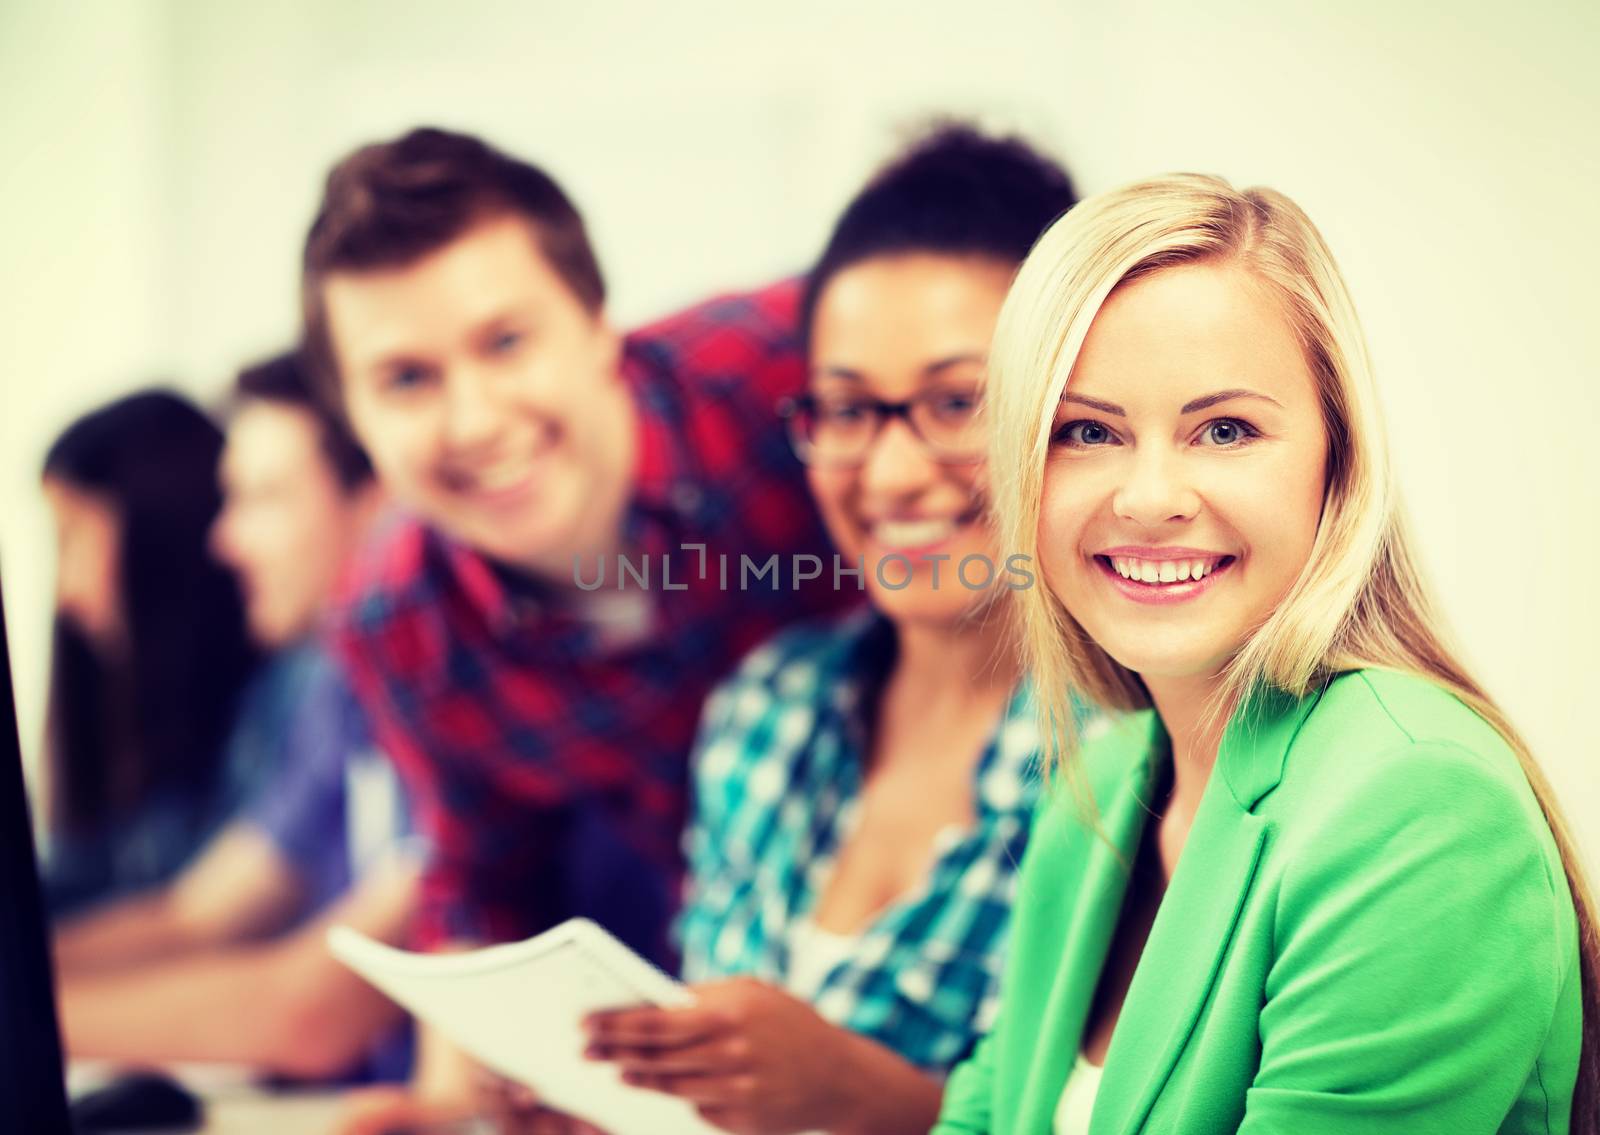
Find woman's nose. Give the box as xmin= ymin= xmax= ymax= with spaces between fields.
xmin=859 ymin=415 xmax=937 ymax=499
xmin=1112 ymin=448 xmax=1201 ymax=527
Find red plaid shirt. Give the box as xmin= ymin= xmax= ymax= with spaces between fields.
xmin=328 ymin=281 xmax=852 ymax=958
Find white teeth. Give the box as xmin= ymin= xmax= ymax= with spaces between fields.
xmin=1108 ymin=556 xmax=1222 ymax=585
xmin=873 ymin=518 xmax=958 ymax=548
xmin=473 ymin=461 xmax=535 ymax=492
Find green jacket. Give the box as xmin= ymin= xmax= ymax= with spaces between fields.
xmin=934 ymin=669 xmax=1582 ymax=1134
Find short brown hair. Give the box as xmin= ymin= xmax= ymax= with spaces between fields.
xmin=231 ymin=350 xmax=374 ymax=490
xmin=300 ymin=127 xmax=606 ymax=407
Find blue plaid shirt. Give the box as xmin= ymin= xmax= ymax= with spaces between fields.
xmin=678 ymin=609 xmax=1047 ymax=1073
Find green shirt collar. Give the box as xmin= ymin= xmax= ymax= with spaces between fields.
xmin=1127 ymin=678 xmax=1332 ymax=813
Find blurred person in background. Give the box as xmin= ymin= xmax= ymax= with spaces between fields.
xmin=40 ymin=390 xmax=263 ymax=917
xmin=300 ymin=127 xmax=853 ymax=1134
xmin=52 ymin=352 xmax=423 ymax=1083
xmin=568 ymin=124 xmax=1082 ymax=1135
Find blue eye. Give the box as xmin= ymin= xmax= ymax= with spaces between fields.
xmin=490 ymin=330 xmax=522 ymax=354
xmin=1198 ymin=418 xmax=1257 ymax=447
xmin=1052 ymin=420 xmax=1117 ymax=447
xmin=385 ymin=364 xmax=433 ymax=392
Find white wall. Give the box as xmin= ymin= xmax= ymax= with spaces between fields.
xmin=4 ymin=0 xmax=1596 ymax=868
xmin=1 ymin=0 xmax=179 ymax=810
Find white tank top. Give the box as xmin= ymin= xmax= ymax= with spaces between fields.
xmin=784 ymin=917 xmax=859 ymax=999
xmin=1053 ymin=1052 xmax=1104 ymax=1134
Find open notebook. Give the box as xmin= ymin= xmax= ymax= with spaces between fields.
xmin=328 ymin=918 xmax=722 ymax=1135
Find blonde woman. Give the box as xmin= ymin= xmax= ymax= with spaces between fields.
xmin=934 ymin=175 xmax=1595 ymax=1134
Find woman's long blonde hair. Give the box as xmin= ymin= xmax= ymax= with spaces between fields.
xmin=987 ymin=172 xmax=1597 ymax=1131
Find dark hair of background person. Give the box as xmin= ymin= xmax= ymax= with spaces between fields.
xmin=300 ymin=126 xmax=606 ymax=408
xmin=231 ymin=350 xmax=374 ymax=490
xmin=799 ymin=121 xmax=1079 ymax=353
xmin=42 ymin=390 xmax=260 ymax=836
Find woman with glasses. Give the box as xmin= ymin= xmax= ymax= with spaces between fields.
xmin=564 ymin=126 xmax=1080 ymax=1135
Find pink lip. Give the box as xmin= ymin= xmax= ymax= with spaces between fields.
xmin=456 ymin=471 xmax=538 ymax=509
xmin=1097 ymin=545 xmax=1229 ymax=559
xmin=443 ymin=451 xmax=554 ymax=509
xmin=860 ymin=507 xmax=984 ymax=559
xmin=864 ymin=531 xmax=966 ymax=560
xmin=1093 ymin=553 xmax=1235 ymax=606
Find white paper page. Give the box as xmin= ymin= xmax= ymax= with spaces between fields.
xmin=327 ymin=920 xmax=723 ymax=1135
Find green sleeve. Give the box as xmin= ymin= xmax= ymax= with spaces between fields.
xmin=931 ymin=1031 xmax=996 ymax=1134
xmin=1241 ymin=741 xmax=1575 ymax=1134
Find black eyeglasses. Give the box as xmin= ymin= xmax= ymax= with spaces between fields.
xmin=779 ymin=389 xmax=985 ymax=467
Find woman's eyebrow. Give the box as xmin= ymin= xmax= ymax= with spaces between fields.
xmin=1181 ymin=388 xmax=1284 ymax=413
xmin=1061 ymin=393 xmax=1126 ymax=416
xmin=923 ymin=352 xmax=987 ymax=377
xmin=1060 ymin=389 xmax=1286 ymax=416
xmin=812 ymin=354 xmax=985 ymax=387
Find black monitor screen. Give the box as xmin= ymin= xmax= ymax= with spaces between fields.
xmin=0 ymin=567 xmax=72 ymax=1134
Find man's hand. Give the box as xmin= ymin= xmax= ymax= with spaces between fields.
xmin=582 ymin=977 xmax=869 ymax=1135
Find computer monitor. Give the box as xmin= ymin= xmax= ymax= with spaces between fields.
xmin=0 ymin=565 xmax=73 ymax=1134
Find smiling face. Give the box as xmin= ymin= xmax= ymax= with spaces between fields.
xmin=326 ymin=213 xmax=629 ymax=577
xmin=806 ymin=253 xmax=1013 ymax=626
xmin=1039 ymin=261 xmax=1328 ymax=682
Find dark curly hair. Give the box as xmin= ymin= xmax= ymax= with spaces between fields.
xmin=799 ymin=121 xmax=1078 ymax=353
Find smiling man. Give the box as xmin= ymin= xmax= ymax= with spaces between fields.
xmin=299 ymin=128 xmax=849 ymax=1125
